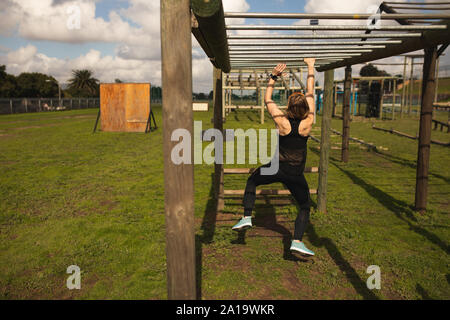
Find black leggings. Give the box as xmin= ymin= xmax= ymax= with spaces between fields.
xmin=243 ymin=162 xmax=311 ymax=241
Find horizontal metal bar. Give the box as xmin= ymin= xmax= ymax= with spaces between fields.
xmin=231 ymin=57 xmax=346 ymax=62
xmin=383 ymin=1 xmax=450 ymax=4
xmin=228 ymin=40 xmax=402 ymax=46
xmin=388 ymin=6 xmax=450 ymax=10
xmin=317 ymin=19 xmax=450 ymax=71
xmin=229 ymin=69 xmax=308 ymax=73
xmin=228 ymin=33 xmax=421 ymax=40
xmin=230 ymin=50 xmax=372 ymax=54
xmin=364 ymin=62 xmax=423 ymax=65
xmin=229 ymin=45 xmax=385 ymax=51
xmin=230 ymin=59 xmax=341 ymax=64
xmin=229 ymin=69 xmax=307 ymax=73
xmin=230 ymin=63 xmax=330 ymax=67
xmin=226 ymin=24 xmax=447 ymax=31
xmin=231 ymin=53 xmax=362 ymax=58
xmin=224 ymin=12 xmax=450 ymax=19
xmin=223 ymin=86 xmax=301 ymax=90
xmin=334 ymin=76 xmax=400 ymax=81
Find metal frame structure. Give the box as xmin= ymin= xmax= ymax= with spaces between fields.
xmin=161 ymin=0 xmax=450 ymax=299
xmin=333 ymin=75 xmax=402 ymax=120
xmin=222 ymin=69 xmax=306 ymax=124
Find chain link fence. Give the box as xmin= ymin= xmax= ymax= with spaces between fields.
xmin=0 ymin=97 xmax=166 ymax=115
xmin=0 ymin=98 xmax=101 ymax=115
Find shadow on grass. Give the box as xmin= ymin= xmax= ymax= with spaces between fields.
xmin=416 ymin=283 xmax=433 ymax=300
xmin=256 ymin=196 xmax=309 ymax=263
xmin=374 ymin=151 xmax=450 ymax=185
xmin=196 ymin=173 xmax=219 ymax=300
xmin=306 ymin=224 xmax=380 ymax=300
xmin=331 ymin=161 xmax=449 ymax=254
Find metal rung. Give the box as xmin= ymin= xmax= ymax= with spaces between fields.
xmin=224 ymin=167 xmax=318 ymax=174
xmin=224 ymin=189 xmax=317 ymax=196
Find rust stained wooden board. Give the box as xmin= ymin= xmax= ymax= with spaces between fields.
xmin=100 ymin=83 xmax=150 ymax=132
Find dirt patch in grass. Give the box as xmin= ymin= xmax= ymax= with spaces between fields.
xmin=13 ymin=124 xmax=59 ymax=130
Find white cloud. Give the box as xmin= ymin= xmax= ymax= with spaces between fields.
xmin=0 ymin=0 xmax=251 ymax=92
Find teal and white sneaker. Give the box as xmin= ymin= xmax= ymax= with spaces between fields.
xmin=232 ymin=216 xmax=252 ymax=231
xmin=290 ymin=241 xmax=315 ymax=256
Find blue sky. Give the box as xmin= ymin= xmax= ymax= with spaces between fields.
xmin=0 ymin=0 xmax=448 ymax=93
xmin=0 ymin=0 xmax=311 ymax=61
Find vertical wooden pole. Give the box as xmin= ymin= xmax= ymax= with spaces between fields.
xmin=260 ymin=90 xmax=264 ymax=125
xmin=341 ymin=66 xmax=351 ymax=163
xmin=25 ymin=99 xmax=28 ymax=113
xmin=368 ymin=80 xmax=373 ymax=116
xmin=214 ymin=67 xmax=224 ymax=212
xmin=10 ymin=99 xmax=13 ymax=114
xmin=392 ymin=79 xmax=396 ymax=120
xmin=418 ymin=72 xmax=423 ymax=117
xmin=300 ymin=68 xmax=303 ymax=93
xmin=434 ymin=57 xmax=440 ymax=103
xmin=379 ymin=80 xmax=385 ymax=120
xmin=332 ymin=83 xmax=337 ymax=117
xmin=408 ymin=57 xmax=415 ymax=116
xmin=317 ymin=69 xmax=334 ymax=213
xmin=415 ymin=46 xmax=437 ymax=212
xmin=401 ymin=56 xmax=407 ymax=118
xmin=160 ymin=0 xmax=195 ymax=300
xmin=351 ymin=81 xmax=356 ymax=117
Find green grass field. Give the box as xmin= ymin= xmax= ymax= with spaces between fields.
xmin=0 ymin=106 xmax=449 ymax=299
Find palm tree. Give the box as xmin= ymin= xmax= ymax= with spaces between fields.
xmin=68 ymin=69 xmax=99 ymax=96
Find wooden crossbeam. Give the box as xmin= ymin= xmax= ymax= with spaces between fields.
xmin=432 ymin=119 xmax=450 ymax=132
xmin=224 ymin=167 xmax=318 ymax=174
xmin=225 ymin=105 xmax=287 ymax=109
xmin=224 ymin=189 xmax=318 ymax=196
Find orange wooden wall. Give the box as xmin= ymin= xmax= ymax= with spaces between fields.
xmin=100 ymin=83 xmax=151 ymax=132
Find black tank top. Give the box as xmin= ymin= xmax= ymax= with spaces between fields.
xmin=278 ymin=118 xmax=309 ymax=173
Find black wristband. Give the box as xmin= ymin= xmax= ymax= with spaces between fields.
xmin=269 ymin=73 xmax=278 ymax=81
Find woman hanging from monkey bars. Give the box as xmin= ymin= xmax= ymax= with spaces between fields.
xmin=232 ymin=59 xmax=316 ymax=256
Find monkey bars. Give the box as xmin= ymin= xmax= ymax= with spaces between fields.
xmin=159 ymin=0 xmax=450 ymax=300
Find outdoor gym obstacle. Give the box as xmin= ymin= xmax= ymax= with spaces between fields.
xmin=161 ymin=0 xmax=450 ymax=299
xmin=95 ymin=83 xmax=157 ymax=133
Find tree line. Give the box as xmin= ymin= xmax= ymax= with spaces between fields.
xmin=0 ymin=65 xmax=167 ymax=99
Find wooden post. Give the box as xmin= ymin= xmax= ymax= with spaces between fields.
xmin=260 ymin=89 xmax=264 ymax=125
xmin=408 ymin=57 xmax=414 ymax=116
xmin=254 ymin=71 xmax=259 ymax=106
xmin=342 ymin=66 xmax=351 ymax=163
xmin=379 ymin=79 xmax=385 ymax=120
xmin=392 ymin=79 xmax=397 ymax=120
xmin=434 ymin=57 xmax=440 ymax=103
xmin=10 ymin=99 xmax=13 ymax=114
xmin=160 ymin=0 xmax=195 ymax=300
xmin=213 ymin=67 xmax=224 ymax=212
xmin=317 ymin=69 xmax=334 ymax=213
xmin=332 ymin=83 xmax=337 ymax=117
xmin=300 ymin=68 xmax=303 ymax=91
xmin=401 ymin=56 xmax=407 ymax=118
xmin=38 ymin=99 xmax=41 ymax=112
xmin=415 ymin=46 xmax=437 ymax=212
xmin=24 ymin=98 xmax=28 ymax=113
xmin=418 ymin=72 xmax=423 ymax=117
xmin=351 ymin=81 xmax=356 ymax=117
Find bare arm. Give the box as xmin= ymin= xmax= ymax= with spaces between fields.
xmin=299 ymin=58 xmax=316 ymax=136
xmin=264 ymin=63 xmax=290 ymax=134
